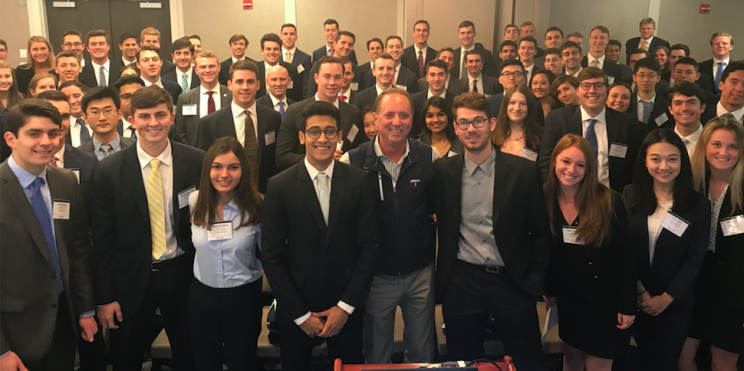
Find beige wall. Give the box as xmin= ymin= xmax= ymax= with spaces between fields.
xmin=1 ymin=0 xmax=32 ymax=67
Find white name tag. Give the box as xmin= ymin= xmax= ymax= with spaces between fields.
xmin=562 ymin=227 xmax=579 ymax=244
xmin=347 ymin=124 xmax=359 ymax=143
xmin=661 ymin=211 xmax=689 ymax=237
xmin=177 ymin=186 xmax=196 ymax=209
xmin=207 ymin=221 xmax=233 ymax=241
xmin=609 ymin=143 xmax=628 ymax=158
xmin=608 ymin=76 xmax=615 ymax=84
xmin=350 ymin=82 xmax=359 ymax=91
xmin=520 ymin=147 xmax=538 ymax=162
xmin=264 ymin=131 xmax=276 ymax=145
xmin=288 ymin=80 xmax=294 ymax=89
xmin=720 ymin=215 xmax=744 ymax=237
xmin=70 ymin=168 xmax=80 ymax=183
xmin=336 ymin=141 xmax=343 ymax=150
xmin=182 ymin=104 xmax=197 ymax=116
xmin=396 ymin=85 xmax=407 ymax=90
xmin=297 ymin=64 xmax=305 ymax=74
xmin=53 ymin=200 xmax=70 ymax=220
xmin=655 ymin=113 xmax=669 ymax=127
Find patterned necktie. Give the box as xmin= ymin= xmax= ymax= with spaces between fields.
xmin=29 ymin=178 xmax=63 ymax=293
xmin=180 ymin=73 xmax=189 ymax=93
xmin=417 ymin=50 xmax=425 ymax=78
xmin=147 ymin=158 xmax=167 ymax=260
xmin=473 ymin=79 xmax=478 ymax=93
xmin=339 ymin=95 xmax=347 ymax=102
xmin=285 ymin=51 xmax=293 ymax=64
xmin=99 ymin=66 xmax=107 ymax=87
xmin=278 ymin=101 xmax=285 ymax=119
xmin=714 ymin=62 xmax=725 ymax=92
xmin=243 ymin=110 xmax=259 ymax=188
xmin=207 ymin=91 xmax=216 ymax=114
xmin=329 ymin=47 xmax=335 ymax=57
xmin=50 ymin=157 xmax=59 ymax=167
xmin=78 ymin=118 xmax=91 ymax=144
xmin=317 ymin=172 xmax=330 ymax=224
xmin=100 ymin=143 xmax=114 ymax=158
xmin=585 ymin=119 xmax=599 ymax=166
xmin=129 ymin=128 xmax=137 ymax=139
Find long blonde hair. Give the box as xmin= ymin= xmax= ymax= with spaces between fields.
xmin=691 ymin=116 xmax=744 ymax=213
xmin=22 ymin=36 xmax=55 ymax=69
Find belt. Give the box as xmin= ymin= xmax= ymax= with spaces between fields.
xmin=458 ymin=259 xmax=507 ymax=275
xmin=151 ymin=253 xmax=189 ymax=272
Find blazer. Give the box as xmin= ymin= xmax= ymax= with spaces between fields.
xmin=260 ymin=161 xmax=379 ymax=321
xmin=304 ymin=60 xmax=363 ymax=99
xmin=77 ymin=136 xmax=135 ymax=155
xmin=256 ymin=93 xmax=296 ymax=111
xmin=173 ymin=84 xmax=232 ymax=147
xmin=362 ymin=65 xmax=418 ymax=94
xmin=625 ymin=36 xmax=671 ymax=65
xmin=410 ymin=90 xmax=454 ymax=139
xmin=196 ymin=103 xmax=282 ymax=193
xmin=432 ymin=149 xmax=553 ymax=300
xmin=581 ymin=56 xmax=624 ymax=80
xmin=275 ymin=97 xmax=366 ymax=170
xmin=312 ymin=46 xmax=358 ymax=65
xmin=63 ymin=145 xmax=98 ymax=218
xmin=0 ymin=162 xmax=93 ymax=362
xmin=460 ymin=74 xmax=500 ymax=95
xmin=256 ymin=60 xmax=303 ymax=103
xmin=14 ymin=66 xmax=35 ymax=95
xmin=629 ymin=91 xmax=673 ymax=130
xmin=452 ymin=47 xmax=495 ymax=79
xmin=161 ymin=60 xmax=177 ymax=76
xmin=707 ymin=184 xmax=744 ymax=310
xmin=91 ymin=142 xmax=204 ymax=316
xmin=161 ymin=68 xmax=201 ymax=91
xmin=623 ymin=187 xmax=710 ymax=304
xmin=288 ymin=48 xmax=312 ymax=74
xmin=540 ymin=106 xmax=647 ymax=193
xmin=78 ymin=60 xmax=124 ymax=88
xmin=401 ymin=45 xmax=438 ymax=79
xmin=160 ymin=80 xmax=183 ymax=108
xmin=218 ymin=56 xmax=256 ymax=86
xmin=352 ymin=85 xmax=379 ymax=111
xmin=417 ymin=75 xmax=467 ymax=97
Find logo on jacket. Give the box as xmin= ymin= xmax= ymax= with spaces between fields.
xmin=410 ymin=179 xmax=420 ymax=187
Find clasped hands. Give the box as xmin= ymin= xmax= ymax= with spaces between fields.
xmin=299 ymin=305 xmax=349 ymax=338
xmin=638 ymin=291 xmax=673 ymax=316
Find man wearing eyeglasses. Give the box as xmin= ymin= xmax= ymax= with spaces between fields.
xmin=629 ymin=58 xmax=672 ymax=129
xmin=77 ymin=87 xmax=135 ymax=160
xmin=540 ymin=67 xmax=646 ymax=193
xmin=61 ymin=29 xmax=86 ymax=68
xmin=487 ymin=59 xmax=525 ymax=117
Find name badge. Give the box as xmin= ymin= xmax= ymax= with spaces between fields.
xmin=70 ymin=168 xmax=80 ymax=183
xmin=336 ymin=141 xmax=343 ymax=151
xmin=562 ymin=227 xmax=579 ymax=244
xmin=661 ymin=211 xmax=689 ymax=237
xmin=347 ymin=125 xmax=359 ymax=143
xmin=53 ymin=200 xmax=71 ymax=220
xmin=655 ymin=113 xmax=669 ymax=127
xmin=288 ymin=80 xmax=294 ymax=89
xmin=609 ymin=143 xmax=628 ymax=158
xmin=720 ymin=215 xmax=744 ymax=237
xmin=207 ymin=221 xmax=233 ymax=241
xmin=297 ymin=64 xmax=305 ymax=74
xmin=350 ymin=82 xmax=359 ymax=91
xmin=396 ymin=85 xmax=407 ymax=91
xmin=520 ymin=147 xmax=538 ymax=162
xmin=264 ymin=131 xmax=276 ymax=145
xmin=177 ymin=186 xmax=196 ymax=209
xmin=182 ymin=104 xmax=197 ymax=116
xmin=608 ymin=76 xmax=615 ymax=84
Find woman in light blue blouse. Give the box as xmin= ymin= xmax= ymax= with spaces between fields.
xmin=188 ymin=137 xmax=264 ymax=370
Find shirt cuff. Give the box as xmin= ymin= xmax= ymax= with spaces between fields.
xmin=294 ymin=311 xmax=312 ymax=326
xmin=79 ymin=310 xmax=96 ymax=319
xmin=337 ymin=301 xmax=355 ymax=315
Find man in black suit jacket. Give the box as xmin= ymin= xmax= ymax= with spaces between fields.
xmin=261 ymin=101 xmax=379 ymax=371
xmin=278 ymin=57 xmax=366 ymax=170
xmin=257 ymin=65 xmax=297 ymax=116
xmin=218 ymin=34 xmax=255 ymax=86
xmin=378 ymin=36 xmax=417 ymax=94
xmin=629 ymin=58 xmax=673 ymax=129
xmin=411 ymin=59 xmax=454 ymax=138
xmin=460 ymin=50 xmax=500 ymax=95
xmin=311 ymin=19 xmax=358 ymax=65
xmin=280 ymin=23 xmax=313 ymax=74
xmin=1 ymin=100 xmax=96 ymax=371
xmin=401 ymin=20 xmax=437 ymax=79
xmin=669 ymin=57 xmax=717 ymax=102
xmin=698 ymin=33 xmax=735 ymax=94
xmin=624 ymin=18 xmax=670 ymax=65
xmin=137 ymin=45 xmax=182 ymax=106
xmin=139 ymin=28 xmax=176 ymax=76
xmin=305 ymin=31 xmax=363 ymax=98
xmin=433 ymin=92 xmax=551 ymax=368
xmin=700 ymin=61 xmax=744 ymax=125
xmin=452 ymin=21 xmax=495 ymax=79
xmin=540 ymin=67 xmax=647 ymax=193
xmin=197 ymin=60 xmax=282 ymax=194
xmin=92 ymin=86 xmax=203 ymax=371
xmin=353 ymin=54 xmax=395 ymax=110
xmin=358 ymin=38 xmax=384 ymax=89
xmin=257 ymin=33 xmax=303 ymax=102
xmin=161 ymin=38 xmax=200 ymax=93
xmin=78 ymin=30 xmax=123 ymax=88
xmin=582 ymin=26 xmax=623 ymax=82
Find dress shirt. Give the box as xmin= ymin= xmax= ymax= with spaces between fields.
xmin=231 ymin=101 xmax=258 ymax=147
xmin=580 ymin=107 xmax=609 ymax=187
xmin=314 ymin=93 xmax=340 ymax=108
xmin=122 ymin=57 xmax=135 ymax=66
xmin=294 ymin=158 xmax=354 ymax=325
xmin=282 ymin=46 xmax=296 ymax=63
xmin=176 ymin=68 xmax=193 ymax=88
xmin=587 ymin=54 xmax=605 ymax=69
xmin=142 ymin=77 xmax=164 ymax=88
xmin=647 ymin=200 xmax=673 ymax=265
xmin=53 ymin=144 xmax=66 ymax=168
xmin=268 ymin=93 xmax=289 ymax=113
xmin=375 ymin=84 xmax=386 ymax=96
xmin=325 ymin=44 xmax=334 ymax=56
xmin=91 ymin=59 xmax=110 ymax=86
xmin=189 ymin=190 xmax=263 ymax=288
xmin=457 ymin=146 xmax=504 ymax=266
xmin=427 ymin=89 xmax=446 ymax=99
xmin=636 ymin=93 xmax=656 ymax=123
xmin=674 ymin=124 xmax=703 ymax=159
xmin=199 ymin=85 xmax=222 ymax=118
xmin=121 ymin=118 xmax=136 ymax=138
xmin=712 ymin=57 xmax=730 ymax=81
xmin=716 ymin=102 xmax=744 ymax=123
xmin=524 ymin=63 xmax=535 ymax=83
xmin=460 ymin=45 xmax=474 ymax=75
xmin=414 ymin=45 xmax=427 ymax=63
xmin=91 ymin=135 xmax=122 ymax=161
xmin=638 ymin=36 xmax=655 ymax=50
xmin=69 ymin=116 xmax=93 ymax=148
xmin=467 ymin=74 xmax=484 ymax=94
xmin=136 ymin=140 xmax=183 ymax=261
xmin=263 ymin=62 xmax=279 ymax=79
xmin=569 ymin=67 xmax=582 ymax=78
xmin=338 ymin=87 xmax=351 ymax=102
xmin=8 ymin=155 xmax=54 ymax=240
xmin=232 ymin=55 xmax=248 ymax=64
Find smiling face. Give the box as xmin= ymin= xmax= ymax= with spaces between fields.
xmin=210 ymin=151 xmax=242 ymax=196
xmin=578 ymin=77 xmax=607 ymax=113
xmin=711 ymin=35 xmax=733 ymax=60
xmin=130 ymin=103 xmax=174 ymax=146
xmin=363 ymin=111 xmax=377 ymax=140
xmin=315 ymin=62 xmax=343 ymax=101
xmin=334 ymin=35 xmax=355 ymax=57
xmin=60 ymin=85 xmax=84 ymax=117
xmin=706 ymin=129 xmax=740 ymax=172
xmin=562 ymin=46 xmax=581 ymax=70
xmin=136 ymin=50 xmax=162 ymax=82
xmin=719 ymin=70 xmax=744 ymax=111
xmin=281 ymin=26 xmax=297 ymax=49
xmin=669 ymin=93 xmax=703 ymax=128
xmin=668 ymin=49 xmax=686 ymax=66
xmin=555 ymin=145 xmax=586 ymax=188
xmin=504 ymin=26 xmax=519 ymax=42
xmin=56 ymin=56 xmax=81 ymax=83
xmin=654 ymin=48 xmax=668 ymax=67
xmin=425 ymin=105 xmax=448 ymax=134
xmin=30 ymin=77 xmax=56 ymax=97
xmin=438 ymin=51 xmax=455 ymax=71
xmin=87 ymin=36 xmax=110 ymax=63
xmin=367 ymin=41 xmax=383 ymax=61
xmin=141 ymin=35 xmax=160 ymax=48
xmin=119 ymin=37 xmax=139 ymax=61
xmin=62 ymin=34 xmax=84 ymax=59
xmin=386 ymin=38 xmax=403 ymax=62
xmin=426 ymin=66 xmax=447 ymax=93
xmin=172 ymin=47 xmax=192 ymax=71
xmin=262 ymin=40 xmax=281 ymax=65
xmin=458 ymin=26 xmax=475 ymax=48
xmin=228 ymin=69 xmax=260 ymax=108
xmin=30 ymin=42 xmax=50 ymax=65
xmin=557 ymin=82 xmax=579 ymax=106
xmin=195 ymin=56 xmax=220 ymax=86
xmin=518 ymin=41 xmax=536 ymax=63
xmin=544 ymin=53 xmax=563 ymax=74
xmin=4 ymin=116 xmax=59 ymax=174
xmin=545 ymin=30 xmax=563 ymax=49
xmin=84 ymin=97 xmax=121 ymax=137
xmin=499 ymin=45 xmax=517 ymax=61
xmin=646 ymin=141 xmax=681 ymax=186
xmin=464 ymin=53 xmax=482 ymax=76
xmin=229 ymin=40 xmax=246 ymax=58
xmin=324 ymin=24 xmax=338 ymax=45
xmin=589 ymin=29 xmax=609 ymax=56
xmin=413 ymin=23 xmax=429 ymax=45
xmin=0 ymin=68 xmax=11 ymax=92
xmin=266 ymin=67 xmax=290 ymax=98
xmin=507 ymin=91 xmax=528 ymax=123
xmin=672 ymin=63 xmax=700 ymax=83
xmin=374 ymin=93 xmax=412 ymax=146
xmin=606 ymin=85 xmax=631 ymax=112
xmin=640 ymin=23 xmax=656 ymax=40
xmin=531 ymin=73 xmax=550 ymax=99
xmin=299 ymin=114 xmax=339 ymax=169
xmin=374 ymin=57 xmax=395 ymax=86
xmin=606 ymin=44 xmax=621 ymax=63
xmin=454 ymin=107 xmax=496 ymax=153
xmin=498 ymin=65 xmax=524 ymax=90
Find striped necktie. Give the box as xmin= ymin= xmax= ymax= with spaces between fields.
xmin=146 ymin=158 xmax=167 ymax=260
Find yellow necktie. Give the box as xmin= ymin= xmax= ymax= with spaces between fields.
xmin=285 ymin=51 xmax=293 ymax=63
xmin=147 ymin=158 xmax=167 ymax=260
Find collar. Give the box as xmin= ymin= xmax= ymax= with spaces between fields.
xmin=92 ymin=133 xmax=121 ymax=152
xmin=326 ymin=44 xmax=334 ymax=53
xmin=304 ymin=157 xmax=334 ymax=181
xmin=638 ymin=92 xmax=656 ymax=104
xmin=674 ymin=123 xmax=703 ymax=143
xmin=463 ymin=145 xmax=496 ymax=176
xmin=462 ymin=45 xmax=474 ymax=52
xmin=282 ymin=46 xmax=297 ymax=55
xmin=55 ymin=144 xmax=65 ymax=163
xmin=588 ymin=54 xmax=605 ymax=65
xmin=136 ymin=139 xmax=172 ymax=169
xmin=200 ymin=84 xmax=220 ymax=96
xmin=717 ymin=102 xmax=744 ymax=122
xmin=231 ymin=101 xmax=257 ymax=119
xmin=375 ymin=84 xmax=386 ymax=96
xmin=467 ymin=73 xmax=482 ymax=82
xmin=176 ymin=67 xmax=192 ymax=78
xmin=122 ymin=57 xmax=135 ymax=66
xmin=338 ymin=86 xmax=351 ymax=99
xmin=713 ymin=56 xmax=731 ymax=65
xmin=427 ymin=89 xmax=446 ymax=99
xmin=642 ymin=35 xmax=654 ymax=43
xmin=269 ymin=93 xmax=287 ymax=107
xmin=395 ymin=64 xmax=401 ymax=73
xmin=122 ymin=117 xmax=132 ymax=130
xmin=91 ymin=59 xmax=110 ymax=71
xmin=8 ymin=153 xmax=48 ymax=185
xmin=580 ymin=106 xmax=607 ymax=123
xmin=232 ymin=55 xmax=246 ymax=64
xmin=315 ymin=93 xmax=339 ymax=108
xmin=571 ymin=67 xmax=582 ymax=77
xmin=373 ymin=135 xmax=410 ymax=165
xmin=414 ymin=45 xmax=426 ymax=55
xmin=143 ymin=77 xmax=163 ymax=87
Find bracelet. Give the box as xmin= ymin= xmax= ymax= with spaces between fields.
xmin=637 ymin=289 xmax=647 ymax=296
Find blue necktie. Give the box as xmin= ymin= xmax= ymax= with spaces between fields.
xmin=29 ymin=178 xmax=63 ymax=294
xmin=585 ymin=119 xmax=599 ymax=166
xmin=641 ymin=100 xmax=653 ymax=124
xmin=78 ymin=118 xmax=91 ymax=144
xmin=278 ymin=101 xmax=285 ymax=119
xmin=99 ymin=66 xmax=107 ymax=87
xmin=714 ymin=61 xmax=725 ymax=92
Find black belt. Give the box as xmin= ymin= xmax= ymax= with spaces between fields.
xmin=458 ymin=259 xmax=507 ymax=274
xmin=151 ymin=253 xmax=189 ymax=271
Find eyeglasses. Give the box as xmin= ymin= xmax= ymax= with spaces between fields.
xmin=63 ymin=42 xmax=83 ymax=48
xmin=500 ymin=71 xmax=524 ymax=79
xmin=304 ymin=127 xmax=338 ymax=139
xmin=455 ymin=117 xmax=488 ymax=130
xmin=579 ymin=82 xmax=606 ymax=91
xmin=634 ymin=73 xmax=658 ymax=80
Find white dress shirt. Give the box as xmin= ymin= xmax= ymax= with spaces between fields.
xmin=587 ymin=54 xmax=605 ymax=69
xmin=199 ymin=85 xmax=222 ymax=118
xmin=427 ymin=89 xmax=446 ymax=99
xmin=580 ymin=106 xmax=609 ymax=187
xmin=53 ymin=144 xmax=66 ymax=168
xmin=467 ymin=73 xmax=484 ymax=94
xmin=176 ymin=68 xmax=193 ymax=88
xmin=91 ymin=59 xmax=110 ymax=86
xmin=338 ymin=87 xmax=352 ymax=102
xmin=69 ymin=116 xmax=93 ymax=148
xmin=717 ymin=101 xmax=744 ymax=123
xmin=122 ymin=57 xmax=135 ymax=66
xmin=231 ymin=101 xmax=258 ymax=147
xmin=674 ymin=124 xmax=703 ymax=159
xmin=638 ymin=36 xmax=655 ymax=50
xmin=414 ymin=45 xmax=427 ymax=66
xmin=712 ymin=57 xmax=730 ymax=80
xmin=143 ymin=77 xmax=164 ymax=88
xmin=268 ymin=93 xmax=289 ymax=113
xmin=121 ymin=117 xmax=136 ymax=138
xmin=524 ymin=64 xmax=535 ymax=83
xmin=314 ymin=93 xmax=339 ymax=108
xmin=232 ymin=55 xmax=248 ymax=64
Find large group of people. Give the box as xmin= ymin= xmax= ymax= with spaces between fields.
xmin=0 ymin=14 xmax=742 ymax=371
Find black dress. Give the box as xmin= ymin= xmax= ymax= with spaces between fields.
xmin=546 ymin=191 xmax=636 ymax=359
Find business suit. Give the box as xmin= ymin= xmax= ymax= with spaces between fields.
xmin=161 ymin=60 xmax=176 ymax=76
xmin=623 ymin=187 xmax=710 ymax=371
xmin=581 ymin=56 xmax=623 ymax=80
xmin=159 ymin=80 xmax=183 ymax=108
xmin=77 ymin=136 xmax=135 ymax=156
xmin=625 ymin=36 xmax=671 ymax=65
xmin=257 ymin=93 xmax=296 ymax=112
xmin=698 ymin=59 xmax=726 ymax=93
xmin=256 ymin=60 xmax=303 ymax=103
xmin=417 ymin=75 xmax=467 ymax=97
xmin=460 ymin=74 xmax=500 ymax=95
xmin=312 ymin=45 xmax=358 ymax=65
xmin=196 ymin=103 xmax=282 ymax=193
xmin=286 ymin=48 xmax=312 ymax=74
xmin=432 ymin=149 xmax=552 ymax=369
xmin=261 ymin=160 xmax=379 ymax=371
xmin=358 ymin=61 xmax=373 ymax=88
xmin=629 ymin=91 xmax=673 ymax=130
xmin=304 ymin=60 xmax=364 ymax=99
xmin=218 ymin=57 xmax=256 ymax=86
xmin=91 ymin=142 xmax=204 ymax=371
xmin=15 ymin=66 xmax=36 ymax=95
xmin=275 ymin=97 xmax=366 ymax=170
xmin=540 ymin=106 xmax=647 ymax=193
xmin=410 ymin=90 xmax=454 ymax=139
xmin=452 ymin=47 xmax=495 ymax=79
xmin=341 ymin=89 xmax=356 ymax=106
xmin=162 ymin=68 xmax=201 ymax=91
xmin=0 ymin=160 xmax=93 ymax=368
xmin=401 ymin=45 xmax=437 ymax=79
xmin=78 ymin=60 xmax=124 ymax=88
xmin=352 ymin=85 xmax=379 ymax=111
xmin=174 ymin=84 xmax=232 ymax=147
xmin=62 ymin=145 xmax=98 ymax=216
xmin=362 ymin=65 xmax=418 ymax=94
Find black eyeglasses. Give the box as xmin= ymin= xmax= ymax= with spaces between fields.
xmin=455 ymin=117 xmax=488 ymax=130
xmin=304 ymin=127 xmax=339 ymax=139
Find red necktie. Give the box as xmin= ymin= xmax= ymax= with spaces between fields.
xmin=207 ymin=91 xmax=216 ymax=114
xmin=50 ymin=157 xmax=59 ymax=167
xmin=339 ymin=95 xmax=347 ymax=102
xmin=329 ymin=47 xmax=335 ymax=57
xmin=417 ymin=50 xmax=425 ymax=78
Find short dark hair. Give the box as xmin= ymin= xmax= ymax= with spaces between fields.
xmin=544 ymin=48 xmax=560 ymax=58
xmin=453 ymin=92 xmax=492 ymax=119
xmin=633 ymin=57 xmax=661 ymax=74
xmin=323 ymin=19 xmax=339 ymax=29
xmin=229 ymin=59 xmax=259 ymax=81
xmin=171 ymin=37 xmax=193 ymax=54
xmin=260 ymin=33 xmax=282 ymax=49
xmin=670 ymin=43 xmax=690 ymax=57
xmin=518 ymin=36 xmax=537 ymax=48
xmin=499 ymin=59 xmax=524 ymax=74
xmin=545 ymin=26 xmax=564 ymax=37
xmin=119 ymin=32 xmax=137 ymax=45
xmin=674 ymin=57 xmax=699 ymax=71
xmin=63 ymin=29 xmax=83 ymax=41
xmin=607 ymin=39 xmax=622 ymax=48
xmin=59 ymin=80 xmax=88 ymax=93
xmin=590 ymin=25 xmax=610 ymax=37
xmin=6 ymin=99 xmax=62 ymax=136
xmin=228 ymin=34 xmax=248 ymax=45
xmin=0 ymin=39 xmax=6 ymax=49
xmin=504 ymin=24 xmax=518 ymax=32
xmin=426 ymin=59 xmax=448 ymax=73
xmin=114 ymin=74 xmax=145 ymax=91
xmin=35 ymin=90 xmax=69 ymax=103
xmin=85 ymin=29 xmax=109 ymax=44
xmin=81 ymin=86 xmax=121 ymax=113
xmin=668 ymin=81 xmax=706 ymax=105
xmin=458 ymin=20 xmax=475 ymax=31
xmin=577 ymin=66 xmax=608 ymax=85
xmin=136 ymin=44 xmax=161 ymax=62
xmin=188 ymin=34 xmax=201 ymax=41
xmin=367 ymin=38 xmax=384 ymax=50
xmin=315 ymin=56 xmax=344 ymax=75
xmin=721 ymin=61 xmax=744 ymax=84
xmin=302 ymin=101 xmax=340 ymax=129
xmin=463 ymin=49 xmax=482 ymax=63
xmin=630 ymin=49 xmax=650 ymax=58
xmin=560 ymin=41 xmax=582 ymax=56
xmin=130 ymin=85 xmax=173 ymax=114
xmin=413 ymin=20 xmax=430 ymax=31
xmin=437 ymin=47 xmax=455 ymax=57
xmin=336 ymin=31 xmax=356 ymax=43
xmin=499 ymin=41 xmax=517 ymax=53
xmin=55 ymin=51 xmax=80 ymax=64
xmin=280 ymin=23 xmax=296 ymax=33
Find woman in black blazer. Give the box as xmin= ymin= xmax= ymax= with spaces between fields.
xmin=492 ymin=84 xmax=544 ymax=162
xmin=623 ymin=129 xmax=710 ymax=371
xmin=544 ymin=134 xmax=636 ymax=371
xmin=15 ymin=36 xmax=55 ymax=95
xmin=680 ymin=117 xmax=744 ymax=371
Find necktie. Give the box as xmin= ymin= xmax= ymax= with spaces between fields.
xmin=339 ymin=95 xmax=346 ymax=102
xmin=417 ymin=50 xmax=425 ymax=78
xmin=207 ymin=91 xmax=216 ymax=114
xmin=147 ymin=158 xmax=167 ymax=260
xmin=285 ymin=51 xmax=293 ymax=64
xmin=129 ymin=128 xmax=137 ymax=139
xmin=641 ymin=100 xmax=653 ymax=124
xmin=317 ymin=172 xmax=330 ymax=224
xmin=29 ymin=178 xmax=63 ymax=293
xmin=461 ymin=54 xmax=467 ymax=78
xmin=473 ymin=79 xmax=478 ymax=93
xmin=50 ymin=157 xmax=59 ymax=167
xmin=585 ymin=119 xmax=599 ymax=167
xmin=714 ymin=62 xmax=725 ymax=92
xmin=641 ymin=40 xmax=647 ymax=50
xmin=721 ymin=112 xmax=735 ymax=121
xmin=243 ymin=111 xmax=259 ymax=188
xmin=180 ymin=73 xmax=189 ymax=93
xmin=99 ymin=66 xmax=107 ymax=87
xmin=77 ymin=118 xmax=91 ymax=144
xmin=100 ymin=143 xmax=114 ymax=158
xmin=329 ymin=47 xmax=335 ymax=57
xmin=278 ymin=101 xmax=285 ymax=119
xmin=591 ymin=59 xmax=600 ymax=68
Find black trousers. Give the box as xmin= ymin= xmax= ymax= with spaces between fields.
xmin=441 ymin=260 xmax=546 ymax=371
xmin=26 ymin=292 xmax=77 ymax=371
xmin=77 ymin=320 xmax=106 ymax=371
xmin=109 ymin=256 xmax=194 ymax=371
xmin=187 ymin=277 xmax=264 ymax=371
xmin=278 ymin=305 xmax=365 ymax=371
xmin=632 ymin=300 xmax=694 ymax=371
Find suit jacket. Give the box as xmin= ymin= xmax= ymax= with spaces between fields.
xmin=706 ymin=184 xmax=744 ymax=310
xmin=276 ymin=97 xmax=366 ymax=170
xmin=162 ymin=68 xmax=201 ymax=91
xmin=540 ymin=106 xmax=647 ymax=192
xmin=629 ymin=91 xmax=673 ymax=130
xmin=304 ymin=60 xmax=364 ymax=99
xmin=623 ymin=187 xmax=709 ymax=304
xmin=256 ymin=93 xmax=296 ymax=111
xmin=174 ymin=84 xmax=232 ymax=147
xmin=312 ymin=46 xmax=358 ymax=65
xmin=160 ymin=80 xmax=183 ymax=107
xmin=196 ymin=104 xmax=282 ymax=193
xmin=625 ymin=36 xmax=671 ymax=65
xmin=410 ymin=90 xmax=454 ymax=139
xmin=432 ymin=149 xmax=553 ymax=300
xmin=460 ymin=73 xmax=500 ymax=95
xmin=91 ymin=142 xmax=204 ymax=315
xmin=0 ymin=162 xmax=93 ymax=362
xmin=288 ymin=48 xmax=312 ymax=74
xmin=352 ymin=85 xmax=379 ymax=111
xmin=78 ymin=60 xmax=124 ymax=88
xmin=581 ymin=56 xmax=623 ymax=80
xmin=362 ymin=65 xmax=418 ymax=94
xmin=161 ymin=60 xmax=177 ymax=76
xmin=700 ymin=96 xmax=722 ymax=125
xmin=63 ymin=145 xmax=98 ymax=219
xmin=417 ymin=75 xmax=467 ymax=97
xmin=256 ymin=60 xmax=303 ymax=103
xmin=260 ymin=161 xmax=379 ymax=321
xmin=698 ymin=59 xmax=723 ymax=93
xmin=15 ymin=66 xmax=35 ymax=95
xmin=218 ymin=56 xmax=256 ymax=86
xmin=401 ymin=45 xmax=438 ymax=79
xmin=452 ymin=47 xmax=495 ymax=79
xmin=77 ymin=136 xmax=135 ymax=154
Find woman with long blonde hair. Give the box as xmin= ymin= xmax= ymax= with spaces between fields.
xmin=16 ymin=36 xmax=55 ymax=95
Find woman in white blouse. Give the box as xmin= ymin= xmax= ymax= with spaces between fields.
xmin=188 ymin=137 xmax=264 ymax=370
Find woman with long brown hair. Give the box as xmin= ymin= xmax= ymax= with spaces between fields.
xmin=492 ymin=84 xmax=543 ymax=161
xmin=15 ymin=36 xmax=55 ymax=95
xmin=188 ymin=137 xmax=264 ymax=370
xmin=0 ymin=61 xmax=24 ymax=112
xmin=543 ymin=134 xmax=636 ymax=371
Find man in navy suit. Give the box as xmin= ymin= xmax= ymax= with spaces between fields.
xmin=582 ymin=26 xmax=623 ymax=82
xmin=280 ymin=23 xmax=312 ymax=75
xmin=305 ymin=31 xmax=364 ymax=99
xmin=78 ymin=30 xmax=123 ymax=88
xmin=629 ymin=58 xmax=672 ymax=129
xmin=624 ymin=17 xmax=670 ymax=65
xmin=401 ymin=20 xmax=437 ymax=79
xmin=452 ymin=20 xmax=494 ymax=79
xmin=312 ymin=19 xmax=358 ymax=65
xmin=698 ymin=32 xmax=735 ymax=94
xmin=162 ymin=38 xmax=200 ymax=93
xmin=218 ymin=34 xmax=255 ymax=86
